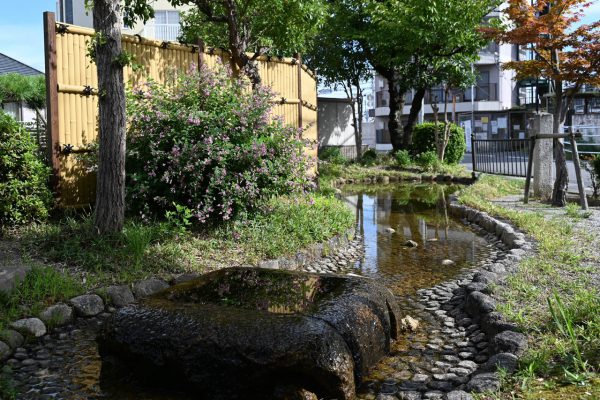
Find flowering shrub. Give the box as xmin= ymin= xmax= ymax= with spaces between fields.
xmin=126 ymin=65 xmax=313 ymax=223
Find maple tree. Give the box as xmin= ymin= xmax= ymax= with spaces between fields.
xmin=484 ymin=0 xmax=600 ymax=206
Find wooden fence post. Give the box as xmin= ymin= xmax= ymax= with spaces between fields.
xmin=296 ymin=53 xmax=303 ymax=137
xmin=197 ymin=39 xmax=205 ymax=69
xmin=43 ymin=11 xmax=60 ymax=192
xmin=569 ymin=128 xmax=588 ymax=210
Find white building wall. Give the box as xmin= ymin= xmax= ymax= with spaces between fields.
xmin=317 ymin=99 xmax=355 ymax=147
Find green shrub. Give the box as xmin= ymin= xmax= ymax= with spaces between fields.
xmin=395 ymin=149 xmax=412 ymax=168
xmin=415 ymin=151 xmax=441 ymax=172
xmin=360 ymin=148 xmax=378 ymax=166
xmin=411 ymin=122 xmax=466 ymax=165
xmin=126 ymin=65 xmax=311 ymax=223
xmin=0 ymin=111 xmax=52 ymax=226
xmin=318 ymin=147 xmax=347 ymax=164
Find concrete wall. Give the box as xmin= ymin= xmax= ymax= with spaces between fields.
xmin=318 ymin=98 xmax=356 ymax=147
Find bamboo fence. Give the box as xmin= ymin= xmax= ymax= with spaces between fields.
xmin=43 ymin=12 xmax=317 ymax=207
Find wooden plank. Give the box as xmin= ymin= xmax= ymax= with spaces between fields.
xmin=523 ymin=136 xmax=536 ymax=204
xmin=44 ymin=12 xmax=60 ymax=191
xmin=570 ymin=129 xmax=588 ymax=210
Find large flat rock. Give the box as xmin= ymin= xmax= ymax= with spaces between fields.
xmin=98 ymin=267 xmax=400 ymax=399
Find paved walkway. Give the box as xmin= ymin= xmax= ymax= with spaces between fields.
xmin=0 ymin=240 xmax=29 ymax=293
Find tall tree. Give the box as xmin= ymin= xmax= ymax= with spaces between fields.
xmin=484 ymin=0 xmax=600 ymax=206
xmin=305 ymin=0 xmax=372 ymax=159
xmin=93 ymin=0 xmax=127 ymax=233
xmin=367 ymin=0 xmax=496 ymax=151
xmin=125 ymin=0 xmax=326 ymax=86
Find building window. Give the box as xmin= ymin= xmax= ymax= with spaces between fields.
xmin=152 ymin=10 xmax=180 ymax=41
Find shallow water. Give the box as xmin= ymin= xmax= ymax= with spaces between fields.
xmin=343 ymin=184 xmax=492 ymax=296
xmin=11 ymin=183 xmax=494 ymax=399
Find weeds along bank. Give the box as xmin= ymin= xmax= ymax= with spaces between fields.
xmin=458 ymin=175 xmax=600 ymax=398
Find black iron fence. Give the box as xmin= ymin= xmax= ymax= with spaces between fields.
xmin=471 ymin=137 xmax=532 ymax=177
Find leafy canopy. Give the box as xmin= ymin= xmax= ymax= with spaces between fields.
xmin=483 ymin=0 xmax=600 ymax=86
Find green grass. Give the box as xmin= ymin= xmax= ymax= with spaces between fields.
xmin=16 ymin=194 xmax=354 ymax=287
xmin=0 ymin=266 xmax=82 ymax=331
xmin=458 ymin=174 xmax=600 ymax=398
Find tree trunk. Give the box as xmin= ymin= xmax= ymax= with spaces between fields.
xmin=93 ymin=0 xmax=126 ymax=234
xmin=355 ymin=79 xmax=364 ymax=160
xmin=384 ymin=71 xmax=404 ymax=152
xmin=403 ymin=87 xmax=426 ymax=149
xmin=223 ymin=0 xmax=261 ymax=86
xmin=551 ymin=80 xmax=568 ymax=207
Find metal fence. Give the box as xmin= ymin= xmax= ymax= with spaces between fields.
xmin=319 ymin=145 xmax=369 ymax=161
xmin=471 ymin=137 xmax=532 ymax=177
xmin=564 ymin=125 xmax=600 ymax=157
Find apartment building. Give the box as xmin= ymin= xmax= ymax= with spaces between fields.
xmin=56 ymin=0 xmax=189 ymax=42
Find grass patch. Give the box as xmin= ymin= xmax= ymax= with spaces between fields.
xmin=0 ymin=266 xmax=82 ymax=331
xmin=458 ymin=174 xmax=600 ymax=397
xmin=16 ymin=194 xmax=354 ymax=287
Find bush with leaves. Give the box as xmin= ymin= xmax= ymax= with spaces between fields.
xmin=318 ymin=147 xmax=347 ymax=165
xmin=126 ymin=65 xmax=313 ymax=223
xmin=415 ymin=151 xmax=441 ymax=172
xmin=395 ymin=149 xmax=412 ymax=168
xmin=411 ymin=122 xmax=466 ymax=165
xmin=360 ymin=148 xmax=378 ymax=166
xmin=0 ymin=111 xmax=52 ymax=226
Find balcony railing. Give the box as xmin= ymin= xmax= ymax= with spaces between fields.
xmin=464 ymin=83 xmax=498 ymax=102
xmin=142 ymin=24 xmax=181 ymax=41
xmin=375 ymin=90 xmax=413 ymax=108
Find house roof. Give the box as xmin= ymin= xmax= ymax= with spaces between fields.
xmin=0 ymin=53 xmax=43 ymax=76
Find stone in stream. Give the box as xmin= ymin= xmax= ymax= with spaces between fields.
xmin=99 ymin=267 xmax=400 ymax=400
xmin=405 ymin=240 xmax=419 ymax=248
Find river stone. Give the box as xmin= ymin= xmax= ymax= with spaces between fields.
xmin=478 ymin=352 xmax=518 ymax=373
xmin=472 ymin=271 xmax=498 ymax=285
xmin=70 ymin=294 xmax=104 ymax=317
xmin=465 ymin=291 xmax=496 ymax=318
xmin=39 ymin=303 xmax=73 ymax=326
xmin=0 ymin=341 xmax=11 ymax=360
xmin=480 ymin=312 xmax=518 ymax=337
xmin=405 ymin=240 xmax=419 ymax=248
xmin=10 ymin=318 xmax=46 ymax=337
xmin=103 ymin=285 xmax=135 ymax=307
xmin=491 ymin=331 xmax=528 ymax=356
xmin=132 ymin=278 xmax=169 ymax=298
xmin=445 ymin=391 xmax=473 ymax=400
xmin=466 ymin=373 xmax=500 ymax=393
xmin=0 ymin=330 xmax=24 ymax=349
xmin=99 ymin=267 xmax=400 ymax=400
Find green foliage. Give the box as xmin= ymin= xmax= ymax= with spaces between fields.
xmin=0 ymin=266 xmax=82 ymax=331
xmin=359 ymin=148 xmax=378 ymax=166
xmin=318 ymin=147 xmax=347 ymax=165
xmin=174 ymin=0 xmax=326 ymax=56
xmin=411 ymin=122 xmax=467 ymax=165
xmin=126 ymin=65 xmax=312 ymax=223
xmin=415 ymin=151 xmax=441 ymax=172
xmin=21 ymin=194 xmax=354 ymax=281
xmin=0 ymin=73 xmax=45 ymax=110
xmin=395 ymin=149 xmax=412 ymax=168
xmin=0 ymin=111 xmax=52 ymax=226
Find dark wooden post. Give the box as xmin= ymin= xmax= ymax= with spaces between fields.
xmin=524 ymin=136 xmax=536 ymax=204
xmin=197 ymin=39 xmax=205 ymax=69
xmin=471 ymin=134 xmax=477 ymax=172
xmin=569 ymin=128 xmax=588 ymax=210
xmin=296 ymin=53 xmax=303 ymax=137
xmin=43 ymin=11 xmax=60 ymax=192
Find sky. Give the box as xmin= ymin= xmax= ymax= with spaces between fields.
xmin=0 ymin=0 xmax=599 ymax=73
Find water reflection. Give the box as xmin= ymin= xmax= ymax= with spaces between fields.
xmin=343 ymin=184 xmax=491 ymax=296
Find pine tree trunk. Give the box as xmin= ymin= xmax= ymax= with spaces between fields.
xmin=93 ymin=0 xmax=126 ymax=234
xmin=403 ymin=87 xmax=426 ymax=149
